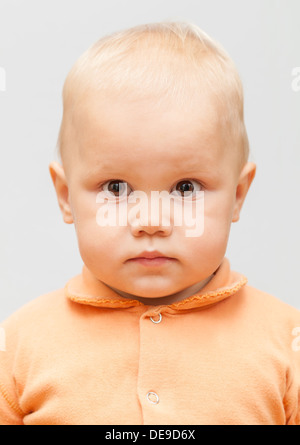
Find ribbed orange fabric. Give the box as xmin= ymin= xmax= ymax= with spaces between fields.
xmin=1 ymin=259 xmax=300 ymax=425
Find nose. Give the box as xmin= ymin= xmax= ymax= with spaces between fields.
xmin=130 ymin=220 xmax=173 ymax=237
xmin=128 ymin=191 xmax=173 ymax=237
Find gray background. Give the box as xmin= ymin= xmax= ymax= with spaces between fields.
xmin=0 ymin=0 xmax=299 ymax=321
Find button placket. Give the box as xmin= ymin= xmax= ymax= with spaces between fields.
xmin=146 ymin=391 xmax=160 ymax=405
xmin=149 ymin=313 xmax=162 ymax=324
xmin=138 ymin=309 xmax=167 ymax=421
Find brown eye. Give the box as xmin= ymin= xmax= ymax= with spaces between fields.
xmin=103 ymin=180 xmax=130 ymax=197
xmin=176 ymin=181 xmax=194 ymax=196
xmin=108 ymin=181 xmax=123 ymax=196
xmin=171 ymin=179 xmax=202 ymax=198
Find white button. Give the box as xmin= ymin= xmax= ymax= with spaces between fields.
xmin=147 ymin=391 xmax=159 ymax=405
xmin=150 ymin=313 xmax=162 ymax=324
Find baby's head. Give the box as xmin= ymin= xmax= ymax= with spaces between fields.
xmin=50 ymin=22 xmax=256 ymax=304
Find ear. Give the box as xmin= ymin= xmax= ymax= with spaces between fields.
xmin=232 ymin=162 xmax=256 ymax=223
xmin=49 ymin=161 xmax=74 ymax=224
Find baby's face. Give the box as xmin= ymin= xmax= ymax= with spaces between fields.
xmin=52 ymin=92 xmax=254 ymax=304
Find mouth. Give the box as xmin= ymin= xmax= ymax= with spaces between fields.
xmin=127 ymin=250 xmax=177 ymax=267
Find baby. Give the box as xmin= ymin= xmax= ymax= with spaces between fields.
xmin=1 ymin=22 xmax=300 ymax=425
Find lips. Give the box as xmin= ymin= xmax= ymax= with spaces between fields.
xmin=127 ymin=250 xmax=176 ymax=267
xmin=133 ymin=250 xmax=170 ymax=259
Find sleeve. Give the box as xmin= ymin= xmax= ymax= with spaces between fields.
xmin=0 ymin=322 xmax=24 ymax=425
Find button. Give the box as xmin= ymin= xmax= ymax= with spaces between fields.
xmin=147 ymin=391 xmax=159 ymax=405
xmin=150 ymin=313 xmax=162 ymax=324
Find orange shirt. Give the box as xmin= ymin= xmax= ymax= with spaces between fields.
xmin=1 ymin=258 xmax=300 ymax=425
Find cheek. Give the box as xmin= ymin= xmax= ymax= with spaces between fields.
xmin=204 ymin=189 xmax=235 ymax=228
xmin=184 ymin=191 xmax=235 ymax=257
xmin=76 ymin=221 xmax=121 ymax=267
xmin=182 ymin=223 xmax=229 ymax=260
xmin=70 ymin=191 xmax=121 ymax=266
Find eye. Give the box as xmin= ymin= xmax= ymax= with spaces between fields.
xmin=102 ymin=180 xmax=131 ymax=198
xmin=171 ymin=179 xmax=202 ymax=198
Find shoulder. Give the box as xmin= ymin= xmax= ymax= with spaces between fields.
xmin=243 ymin=284 xmax=300 ymax=320
xmin=238 ymin=284 xmax=300 ymax=347
xmin=1 ymin=287 xmax=69 ymax=345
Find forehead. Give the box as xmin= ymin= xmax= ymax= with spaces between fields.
xmin=69 ymin=92 xmax=229 ymax=177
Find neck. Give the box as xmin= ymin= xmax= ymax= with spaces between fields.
xmin=107 ymin=274 xmax=215 ymax=306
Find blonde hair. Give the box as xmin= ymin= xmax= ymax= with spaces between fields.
xmin=57 ymin=21 xmax=249 ymax=166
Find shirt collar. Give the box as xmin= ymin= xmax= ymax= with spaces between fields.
xmin=64 ymin=258 xmax=247 ymax=311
